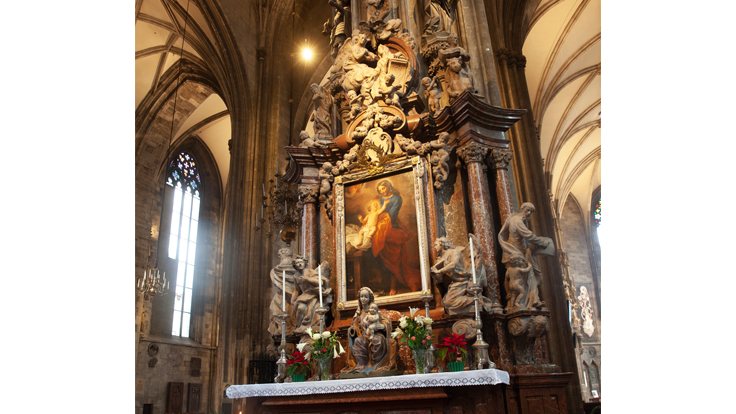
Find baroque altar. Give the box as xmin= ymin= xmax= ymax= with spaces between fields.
xmin=244 ymin=1 xmax=574 ymax=413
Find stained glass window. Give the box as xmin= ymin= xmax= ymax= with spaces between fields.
xmin=166 ymin=151 xmax=201 ymax=337
xmin=594 ymin=198 xmax=601 ymax=227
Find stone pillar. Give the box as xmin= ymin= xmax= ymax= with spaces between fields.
xmin=456 ymin=141 xmax=503 ymax=314
xmin=298 ymin=185 xmax=320 ymax=268
xmin=490 ymin=149 xmax=514 ymax=224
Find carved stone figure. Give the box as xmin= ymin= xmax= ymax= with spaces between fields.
xmin=498 ymin=202 xmax=555 ymax=311
xmin=291 ymin=257 xmax=333 ymax=335
xmin=430 ymin=235 xmax=492 ymax=315
xmin=324 ymin=0 xmax=350 ymax=58
xmin=429 ymin=132 xmax=451 ymax=189
xmin=423 ymin=0 xmax=455 ymax=35
xmin=268 ymin=247 xmax=297 ymax=336
xmin=319 ymin=162 xmax=334 ymax=202
xmin=422 ymin=76 xmax=442 ymax=115
xmin=438 ymin=33 xmax=474 ymax=100
xmin=347 ymin=90 xmax=363 ymax=121
xmin=342 ymin=287 xmax=398 ymax=375
xmin=378 ymin=73 xmax=402 ymax=107
xmin=310 ymin=83 xmax=333 ymax=141
xmin=366 ymin=0 xmax=390 ymax=24
xmin=341 ymin=33 xmax=378 ymax=99
xmin=396 ymin=133 xmax=429 ymax=156
xmin=298 ymin=130 xmax=326 ymax=149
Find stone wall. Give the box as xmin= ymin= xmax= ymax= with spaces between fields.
xmin=136 ymin=338 xmax=214 ymax=414
xmin=560 ymin=195 xmax=601 ymax=402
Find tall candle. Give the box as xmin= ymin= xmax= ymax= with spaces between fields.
xmin=469 ymin=236 xmax=477 ymax=285
xmin=318 ymin=264 xmax=323 ymax=307
xmin=282 ymin=270 xmax=286 ymax=312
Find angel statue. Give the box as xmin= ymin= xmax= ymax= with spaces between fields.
xmin=310 ymin=83 xmax=333 ymax=142
xmin=430 ymin=234 xmax=492 ymax=315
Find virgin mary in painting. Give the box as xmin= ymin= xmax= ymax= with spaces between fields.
xmin=345 ymin=176 xmax=422 ymax=296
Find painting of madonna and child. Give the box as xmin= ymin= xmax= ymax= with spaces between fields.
xmin=343 ymin=170 xmax=423 ymax=301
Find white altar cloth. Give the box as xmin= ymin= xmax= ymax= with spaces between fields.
xmin=226 ymin=369 xmax=510 ymax=399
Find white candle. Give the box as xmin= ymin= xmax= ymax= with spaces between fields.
xmin=282 ymin=270 xmax=286 ymax=312
xmin=318 ymin=264 xmax=323 ymax=307
xmin=469 ymin=236 xmax=477 ymax=285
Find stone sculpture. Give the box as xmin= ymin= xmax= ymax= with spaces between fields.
xmin=423 ymin=0 xmax=455 ymax=35
xmin=498 ymin=202 xmax=555 ymax=312
xmin=421 ymin=76 xmax=442 ymax=115
xmin=291 ymin=257 xmax=333 ymax=335
xmin=430 ymin=235 xmax=492 ymax=315
xmin=341 ymin=287 xmax=398 ymax=375
xmin=310 ymin=83 xmax=333 ymax=141
xmin=268 ymin=247 xmax=297 ymax=336
xmin=366 ymin=0 xmax=390 ymax=24
xmin=429 ymin=132 xmax=451 ymax=189
xmin=324 ymin=0 xmax=350 ymax=58
xmin=341 ymin=33 xmax=378 ymax=99
xmin=298 ymin=130 xmax=326 ymax=149
xmin=438 ymin=33 xmax=474 ymax=100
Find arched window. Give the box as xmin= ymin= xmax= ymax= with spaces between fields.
xmin=166 ymin=152 xmax=202 ymax=337
xmin=593 ymin=197 xmax=601 ymax=249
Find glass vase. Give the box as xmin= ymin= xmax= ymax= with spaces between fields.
xmin=317 ymin=357 xmax=331 ymax=381
xmin=412 ymin=349 xmax=426 ymax=374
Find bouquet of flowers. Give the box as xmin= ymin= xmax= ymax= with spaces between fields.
xmin=436 ymin=333 xmax=467 ymax=364
xmin=296 ymin=327 xmax=346 ymax=361
xmin=286 ymin=350 xmax=310 ymax=376
xmin=391 ymin=307 xmax=434 ymax=350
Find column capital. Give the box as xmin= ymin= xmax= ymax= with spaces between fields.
xmin=298 ymin=185 xmax=319 ymax=204
xmin=457 ymin=141 xmax=489 ymax=165
xmin=490 ymin=149 xmax=513 ymax=170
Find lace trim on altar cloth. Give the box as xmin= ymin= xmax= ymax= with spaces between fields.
xmin=226 ymin=369 xmax=510 ymax=399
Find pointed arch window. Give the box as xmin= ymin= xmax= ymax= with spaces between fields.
xmin=166 ymin=152 xmax=202 ymax=337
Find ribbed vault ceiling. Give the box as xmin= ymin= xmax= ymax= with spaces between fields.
xmin=523 ymin=0 xmax=601 ymax=224
xmin=135 ymin=0 xmax=231 ymax=187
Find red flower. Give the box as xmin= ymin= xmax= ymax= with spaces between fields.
xmin=411 ymin=336 xmax=416 ymax=340
xmin=323 ymin=348 xmax=327 ymax=352
xmin=422 ymin=340 xmax=426 ymax=344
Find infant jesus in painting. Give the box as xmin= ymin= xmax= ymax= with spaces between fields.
xmin=346 ymin=199 xmax=387 ymax=255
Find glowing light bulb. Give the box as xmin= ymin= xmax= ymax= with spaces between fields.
xmin=302 ymin=48 xmax=313 ymax=61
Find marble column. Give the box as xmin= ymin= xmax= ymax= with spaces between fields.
xmin=456 ymin=141 xmax=503 ymax=314
xmin=490 ymin=149 xmax=514 ymax=224
xmin=298 ymin=185 xmax=320 ymax=268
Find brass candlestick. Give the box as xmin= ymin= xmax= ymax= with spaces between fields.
xmin=469 ymin=285 xmax=494 ymax=370
xmin=420 ymin=291 xmax=437 ymax=373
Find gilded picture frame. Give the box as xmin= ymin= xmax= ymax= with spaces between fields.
xmin=335 ymin=156 xmax=431 ymax=311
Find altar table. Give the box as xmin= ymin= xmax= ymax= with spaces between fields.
xmin=227 ymin=369 xmax=513 ymax=414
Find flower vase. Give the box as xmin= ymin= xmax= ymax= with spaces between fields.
xmin=291 ymin=373 xmax=306 ymax=382
xmin=412 ymin=349 xmax=426 ymax=374
xmin=317 ymin=357 xmax=331 ymax=381
xmin=447 ymin=361 xmax=464 ymax=372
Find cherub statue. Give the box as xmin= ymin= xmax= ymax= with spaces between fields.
xmin=352 ymin=116 xmax=374 ymax=140
xmin=395 ymin=133 xmax=425 ymax=155
xmin=298 ymin=130 xmax=326 ymax=149
xmin=429 ymin=132 xmax=451 ymax=189
xmin=379 ymin=73 xmax=402 ymax=107
xmin=505 ymin=254 xmax=533 ymax=312
xmin=319 ymin=162 xmax=334 ymax=202
xmin=421 ymin=76 xmax=442 ymax=115
xmin=347 ymin=90 xmax=363 ymax=121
